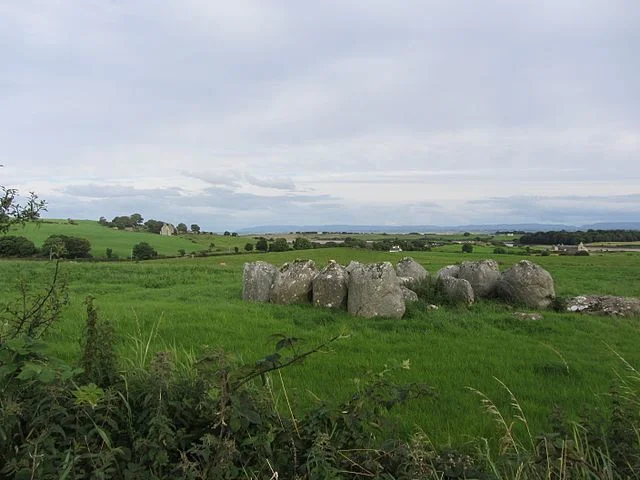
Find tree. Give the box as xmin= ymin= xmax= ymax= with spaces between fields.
xmin=144 ymin=219 xmax=164 ymax=234
xmin=112 ymin=215 xmax=135 ymax=230
xmin=42 ymin=235 xmax=92 ymax=259
xmin=293 ymin=237 xmax=313 ymax=250
xmin=130 ymin=213 xmax=143 ymax=226
xmin=132 ymin=242 xmax=157 ymax=260
xmin=176 ymin=223 xmax=188 ymax=234
xmin=223 ymin=231 xmax=231 ymax=236
xmin=244 ymin=242 xmax=254 ymax=252
xmin=234 ymin=246 xmax=239 ymax=253
xmin=461 ymin=243 xmax=473 ymax=253
xmin=0 ymin=236 xmax=37 ymax=257
xmin=98 ymin=216 xmax=109 ymax=226
xmin=255 ymin=237 xmax=268 ymax=252
xmin=1 ymin=186 xmax=46 ymax=234
xmin=231 ymin=232 xmax=238 ymax=237
xmin=105 ymin=248 xmax=113 ymax=259
xmin=269 ymin=238 xmax=289 ymax=252
xmin=191 ymin=224 xmax=201 ymax=234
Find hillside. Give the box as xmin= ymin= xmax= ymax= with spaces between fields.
xmin=9 ymin=219 xmax=251 ymax=258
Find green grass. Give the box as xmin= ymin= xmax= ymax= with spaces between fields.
xmin=2 ymin=248 xmax=640 ymax=446
xmin=11 ymin=219 xmax=252 ymax=258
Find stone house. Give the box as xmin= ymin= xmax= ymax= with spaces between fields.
xmin=160 ymin=223 xmax=177 ymax=236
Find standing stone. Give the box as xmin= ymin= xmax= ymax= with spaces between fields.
xmin=313 ymin=260 xmax=348 ymax=309
xmin=401 ymin=286 xmax=419 ymax=303
xmin=270 ymin=259 xmax=317 ymax=305
xmin=437 ymin=276 xmax=475 ymax=306
xmin=437 ymin=265 xmax=460 ymax=280
xmin=497 ymin=260 xmax=555 ymax=308
xmin=347 ymin=262 xmax=405 ymax=319
xmin=395 ymin=257 xmax=429 ymax=287
xmin=243 ymin=261 xmax=278 ymax=302
xmin=458 ymin=260 xmax=500 ymax=298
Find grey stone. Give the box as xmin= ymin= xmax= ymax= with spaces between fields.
xmin=347 ymin=262 xmax=405 ymax=319
xmin=395 ymin=257 xmax=429 ymax=287
xmin=497 ymin=260 xmax=555 ymax=308
xmin=242 ymin=261 xmax=278 ymax=302
xmin=313 ymin=260 xmax=348 ymax=309
xmin=458 ymin=260 xmax=500 ymax=298
xmin=269 ymin=259 xmax=317 ymax=305
xmin=436 ymin=264 xmax=460 ymax=280
xmin=401 ymin=286 xmax=419 ymax=303
xmin=565 ymin=295 xmax=640 ymax=317
xmin=437 ymin=275 xmax=475 ymax=306
xmin=513 ymin=312 xmax=543 ymax=321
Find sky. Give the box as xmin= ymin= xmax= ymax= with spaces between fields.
xmin=1 ymin=0 xmax=639 ymax=231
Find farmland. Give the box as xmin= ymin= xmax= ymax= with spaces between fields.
xmin=2 ymin=234 xmax=640 ymax=447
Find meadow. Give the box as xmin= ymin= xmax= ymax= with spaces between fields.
xmin=14 ymin=219 xmax=251 ymax=258
xmin=2 ymin=244 xmax=640 ymax=448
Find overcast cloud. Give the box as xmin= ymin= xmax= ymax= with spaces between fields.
xmin=1 ymin=0 xmax=638 ymax=230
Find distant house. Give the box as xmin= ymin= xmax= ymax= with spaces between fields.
xmin=553 ymin=242 xmax=589 ymax=254
xmin=160 ymin=223 xmax=177 ymax=236
xmin=389 ymin=245 xmax=403 ymax=253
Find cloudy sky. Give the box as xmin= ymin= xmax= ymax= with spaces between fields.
xmin=1 ymin=1 xmax=638 ymax=230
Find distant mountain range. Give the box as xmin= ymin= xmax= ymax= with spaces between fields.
xmin=237 ymin=222 xmax=640 ymax=234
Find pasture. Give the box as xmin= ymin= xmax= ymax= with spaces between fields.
xmin=2 ymin=247 xmax=640 ymax=447
xmin=13 ymin=219 xmax=251 ymax=258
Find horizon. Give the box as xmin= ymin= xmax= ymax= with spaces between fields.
xmin=2 ymin=1 xmax=638 ymax=231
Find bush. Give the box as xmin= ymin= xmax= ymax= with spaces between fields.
xmin=244 ymin=242 xmax=254 ymax=252
xmin=255 ymin=237 xmax=268 ymax=252
xmin=541 ymin=249 xmax=551 ymax=256
xmin=42 ymin=234 xmax=91 ymax=258
xmin=0 ymin=235 xmax=37 ymax=257
xmin=268 ymin=237 xmax=289 ymax=252
xmin=461 ymin=243 xmax=473 ymax=253
xmin=132 ymin=242 xmax=157 ymax=260
xmin=493 ymin=247 xmax=506 ymax=254
xmin=293 ymin=237 xmax=313 ymax=250
xmin=575 ymin=250 xmax=590 ymax=256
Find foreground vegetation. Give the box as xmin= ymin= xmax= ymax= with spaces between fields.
xmin=3 ymin=250 xmax=640 ymax=439
xmin=2 ymin=248 xmax=640 ymax=478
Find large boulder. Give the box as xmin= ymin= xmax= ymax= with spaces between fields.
xmin=243 ymin=261 xmax=279 ymax=302
xmin=458 ymin=260 xmax=500 ymax=298
xmin=269 ymin=259 xmax=317 ymax=305
xmin=395 ymin=257 xmax=429 ymax=287
xmin=497 ymin=260 xmax=555 ymax=308
xmin=437 ymin=276 xmax=475 ymax=306
xmin=401 ymin=286 xmax=419 ymax=303
xmin=347 ymin=262 xmax=405 ymax=319
xmin=436 ymin=264 xmax=460 ymax=280
xmin=565 ymin=295 xmax=640 ymax=317
xmin=313 ymin=260 xmax=348 ymax=309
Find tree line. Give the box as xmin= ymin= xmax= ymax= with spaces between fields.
xmin=519 ymin=229 xmax=640 ymax=245
xmin=99 ymin=214 xmax=200 ymax=234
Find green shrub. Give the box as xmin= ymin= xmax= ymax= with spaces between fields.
xmin=493 ymin=247 xmax=506 ymax=254
xmin=132 ymin=242 xmax=157 ymax=260
xmin=0 ymin=235 xmax=37 ymax=257
xmin=42 ymin=234 xmax=91 ymax=258
xmin=461 ymin=243 xmax=473 ymax=253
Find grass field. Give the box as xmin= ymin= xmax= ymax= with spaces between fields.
xmin=11 ymin=219 xmax=252 ymax=258
xmin=2 ymin=246 xmax=640 ymax=447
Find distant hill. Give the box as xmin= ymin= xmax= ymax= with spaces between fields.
xmin=8 ymin=219 xmax=249 ymax=259
xmin=237 ymin=222 xmax=640 ymax=234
